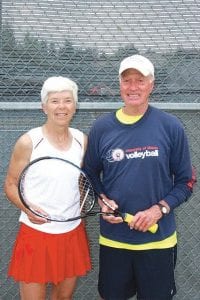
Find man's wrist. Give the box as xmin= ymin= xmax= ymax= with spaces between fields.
xmin=157 ymin=201 xmax=170 ymax=216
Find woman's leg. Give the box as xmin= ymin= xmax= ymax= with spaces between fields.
xmin=50 ymin=277 xmax=77 ymax=300
xmin=19 ymin=282 xmax=46 ymax=300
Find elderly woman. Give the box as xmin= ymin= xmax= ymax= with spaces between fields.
xmin=4 ymin=76 xmax=91 ymax=300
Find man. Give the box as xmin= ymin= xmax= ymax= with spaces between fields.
xmin=83 ymin=55 xmax=195 ymax=300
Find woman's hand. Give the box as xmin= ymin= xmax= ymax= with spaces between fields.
xmin=24 ymin=204 xmax=50 ymax=224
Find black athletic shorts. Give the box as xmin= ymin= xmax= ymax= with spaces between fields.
xmin=98 ymin=245 xmax=177 ymax=300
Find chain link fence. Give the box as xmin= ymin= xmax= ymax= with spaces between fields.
xmin=0 ymin=1 xmax=200 ymax=299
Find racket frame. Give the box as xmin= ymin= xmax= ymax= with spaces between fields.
xmin=18 ymin=156 xmax=96 ymax=222
xmin=18 ymin=156 xmax=158 ymax=233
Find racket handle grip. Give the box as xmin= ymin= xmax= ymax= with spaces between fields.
xmin=123 ymin=213 xmax=158 ymax=234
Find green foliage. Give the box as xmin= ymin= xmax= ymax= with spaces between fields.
xmin=2 ymin=23 xmax=17 ymax=51
xmin=1 ymin=24 xmax=200 ymax=103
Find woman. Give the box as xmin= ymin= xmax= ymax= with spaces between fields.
xmin=4 ymin=76 xmax=91 ymax=300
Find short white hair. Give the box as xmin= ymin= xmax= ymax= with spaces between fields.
xmin=41 ymin=76 xmax=78 ymax=104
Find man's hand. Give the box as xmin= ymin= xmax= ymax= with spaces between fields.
xmin=98 ymin=194 xmax=123 ymax=224
xmin=128 ymin=205 xmax=162 ymax=232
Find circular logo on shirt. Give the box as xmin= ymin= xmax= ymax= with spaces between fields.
xmin=106 ymin=149 xmax=125 ymax=162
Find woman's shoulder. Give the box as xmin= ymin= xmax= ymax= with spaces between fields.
xmin=26 ymin=127 xmax=43 ymax=148
xmin=69 ymin=127 xmax=84 ymax=138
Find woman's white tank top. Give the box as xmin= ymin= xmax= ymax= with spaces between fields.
xmin=19 ymin=126 xmax=85 ymax=234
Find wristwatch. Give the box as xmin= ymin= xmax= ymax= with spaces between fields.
xmin=157 ymin=203 xmax=168 ymax=216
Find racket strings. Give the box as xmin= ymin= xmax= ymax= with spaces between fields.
xmin=79 ymin=174 xmax=96 ymax=214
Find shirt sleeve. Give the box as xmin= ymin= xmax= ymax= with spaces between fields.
xmin=164 ymin=123 xmax=196 ymax=209
xmin=83 ymin=125 xmax=105 ymax=195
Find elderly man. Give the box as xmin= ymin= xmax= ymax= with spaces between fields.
xmin=83 ymin=55 xmax=195 ymax=300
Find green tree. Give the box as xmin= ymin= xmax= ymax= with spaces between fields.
xmin=2 ymin=23 xmax=17 ymax=52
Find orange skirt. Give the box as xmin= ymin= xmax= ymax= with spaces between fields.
xmin=8 ymin=222 xmax=92 ymax=284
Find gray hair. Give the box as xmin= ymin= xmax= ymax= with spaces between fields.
xmin=41 ymin=76 xmax=78 ymax=104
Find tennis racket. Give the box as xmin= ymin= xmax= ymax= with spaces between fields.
xmin=18 ymin=156 xmax=158 ymax=233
